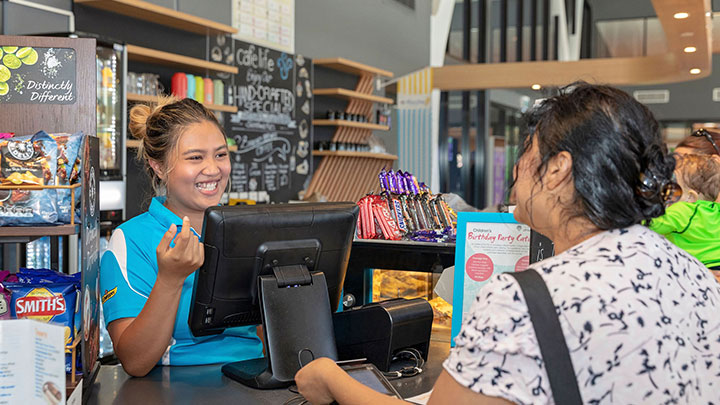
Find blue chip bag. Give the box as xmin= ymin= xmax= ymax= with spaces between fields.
xmin=52 ymin=132 xmax=84 ymax=224
xmin=6 ymin=280 xmax=79 ymax=373
xmin=0 ymin=131 xmax=58 ymax=225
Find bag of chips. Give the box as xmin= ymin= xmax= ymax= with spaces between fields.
xmin=7 ymin=268 xmax=82 ymax=374
xmin=51 ymin=132 xmax=84 ymax=223
xmin=0 ymin=131 xmax=58 ymax=225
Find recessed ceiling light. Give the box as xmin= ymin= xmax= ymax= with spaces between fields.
xmin=689 ymin=68 xmax=701 ymax=75
xmin=531 ymin=84 xmax=541 ymax=90
xmin=684 ymin=46 xmax=697 ymax=53
xmin=674 ymin=12 xmax=689 ymax=19
xmin=680 ymin=32 xmax=695 ymax=37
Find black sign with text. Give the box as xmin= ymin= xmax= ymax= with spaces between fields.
xmin=0 ymin=46 xmax=76 ymax=104
xmin=529 ymin=230 xmax=555 ymax=264
xmin=220 ymin=38 xmax=312 ymax=202
xmin=80 ymin=136 xmax=100 ymax=380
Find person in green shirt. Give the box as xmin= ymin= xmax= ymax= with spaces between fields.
xmin=649 ymin=154 xmax=720 ymax=272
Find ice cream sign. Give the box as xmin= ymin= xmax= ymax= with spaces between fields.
xmin=0 ymin=46 xmax=76 ymax=104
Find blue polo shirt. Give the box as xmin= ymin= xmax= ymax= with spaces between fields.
xmin=100 ymin=197 xmax=263 ymax=366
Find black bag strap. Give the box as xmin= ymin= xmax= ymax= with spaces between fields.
xmin=509 ymin=270 xmax=583 ymax=405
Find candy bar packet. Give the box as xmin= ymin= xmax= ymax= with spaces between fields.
xmin=0 ymin=131 xmax=58 ymax=225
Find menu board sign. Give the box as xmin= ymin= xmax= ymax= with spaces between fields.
xmin=0 ymin=46 xmax=76 ymax=104
xmin=224 ymin=39 xmax=312 ymax=202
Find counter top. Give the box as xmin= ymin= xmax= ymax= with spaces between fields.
xmin=87 ymin=340 xmax=450 ymax=404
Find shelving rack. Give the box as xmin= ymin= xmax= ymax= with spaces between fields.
xmin=74 ymin=0 xmax=238 ymax=35
xmin=126 ymin=44 xmax=238 ymax=75
xmin=0 ymin=34 xmax=101 ymax=400
xmin=305 ymin=58 xmax=395 ymax=202
xmin=126 ymin=93 xmax=238 ymax=113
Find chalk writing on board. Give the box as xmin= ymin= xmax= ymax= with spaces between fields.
xmin=234 ymin=132 xmax=292 ymax=163
xmin=225 ymin=39 xmax=311 ymax=201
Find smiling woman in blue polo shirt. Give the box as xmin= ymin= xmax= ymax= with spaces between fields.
xmin=100 ymin=97 xmax=262 ymax=377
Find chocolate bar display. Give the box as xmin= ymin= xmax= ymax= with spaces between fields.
xmin=356 ymin=169 xmax=457 ymax=243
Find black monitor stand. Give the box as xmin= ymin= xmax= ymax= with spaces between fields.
xmin=221 ymin=265 xmax=338 ymax=389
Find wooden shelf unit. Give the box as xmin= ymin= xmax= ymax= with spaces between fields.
xmin=0 ymin=224 xmax=80 ymax=243
xmin=126 ymin=44 xmax=238 ymax=75
xmin=126 ymin=139 xmax=238 ymax=152
xmin=305 ymin=154 xmax=396 ymax=202
xmin=127 ymin=93 xmax=238 ymax=113
xmin=306 ymin=58 xmax=395 ymax=202
xmin=313 ymin=88 xmax=393 ymax=104
xmin=74 ymin=0 xmax=237 ymax=35
xmin=312 ymin=119 xmax=390 ymax=131
xmin=314 ymin=58 xmax=393 ymax=78
xmin=312 ymin=150 xmax=398 ymax=160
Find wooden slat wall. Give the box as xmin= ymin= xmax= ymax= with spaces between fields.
xmin=307 ymin=71 xmax=393 ymax=202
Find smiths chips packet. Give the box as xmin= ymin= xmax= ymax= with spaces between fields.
xmin=52 ymin=132 xmax=84 ymax=224
xmin=7 ymin=268 xmax=81 ymax=373
xmin=0 ymin=131 xmax=58 ymax=225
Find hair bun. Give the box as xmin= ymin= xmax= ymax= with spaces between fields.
xmin=128 ymin=103 xmax=153 ymax=141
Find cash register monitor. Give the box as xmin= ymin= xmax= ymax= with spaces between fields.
xmin=188 ymin=202 xmax=359 ymax=389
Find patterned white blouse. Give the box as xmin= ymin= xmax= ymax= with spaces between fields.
xmin=444 ymin=225 xmax=720 ymax=404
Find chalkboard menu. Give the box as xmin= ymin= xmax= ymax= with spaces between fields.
xmin=219 ymin=38 xmax=312 ymax=202
xmin=529 ymin=230 xmax=555 ymax=264
xmin=0 ymin=46 xmax=76 ymax=104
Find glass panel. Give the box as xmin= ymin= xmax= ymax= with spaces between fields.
xmin=645 ymin=18 xmax=667 ymax=55
xmin=371 ymin=269 xmax=452 ymax=340
xmin=595 ymin=19 xmax=644 ymax=57
xmin=96 ymin=46 xmax=123 ymax=174
xmin=445 ymin=91 xmax=467 ymax=198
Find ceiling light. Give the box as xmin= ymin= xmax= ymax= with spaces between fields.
xmin=674 ymin=12 xmax=689 ymax=19
xmin=531 ymin=84 xmax=541 ymax=90
xmin=689 ymin=68 xmax=701 ymax=75
xmin=684 ymin=46 xmax=697 ymax=53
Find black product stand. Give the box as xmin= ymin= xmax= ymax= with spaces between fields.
xmin=221 ymin=266 xmax=338 ymax=389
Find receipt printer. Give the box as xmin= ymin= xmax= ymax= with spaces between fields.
xmin=333 ymin=298 xmax=433 ymax=372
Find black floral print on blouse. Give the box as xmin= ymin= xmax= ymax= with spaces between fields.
xmin=444 ymin=225 xmax=720 ymax=405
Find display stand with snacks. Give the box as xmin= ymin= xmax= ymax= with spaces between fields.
xmin=341 ymin=169 xmax=457 ymax=338
xmin=0 ymin=35 xmax=100 ymax=402
xmin=304 ymin=58 xmax=397 ymax=202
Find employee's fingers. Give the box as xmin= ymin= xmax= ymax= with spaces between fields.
xmin=156 ymin=224 xmax=177 ymax=254
xmin=195 ymin=241 xmax=205 ymax=267
xmin=174 ymin=217 xmax=191 ymax=250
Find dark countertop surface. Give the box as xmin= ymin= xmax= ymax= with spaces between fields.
xmin=88 ymin=340 xmax=450 ymax=404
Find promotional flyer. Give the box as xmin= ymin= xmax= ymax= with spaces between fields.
xmin=451 ymin=212 xmax=530 ymax=344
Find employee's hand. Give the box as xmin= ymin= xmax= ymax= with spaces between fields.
xmin=156 ymin=216 xmax=204 ymax=287
xmin=295 ymin=358 xmax=341 ymax=405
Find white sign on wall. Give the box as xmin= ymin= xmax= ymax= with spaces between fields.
xmin=232 ymin=0 xmax=295 ymax=54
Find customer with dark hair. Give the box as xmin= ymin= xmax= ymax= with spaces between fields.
xmin=294 ymin=83 xmax=720 ymax=404
xmin=650 ymin=154 xmax=720 ymax=272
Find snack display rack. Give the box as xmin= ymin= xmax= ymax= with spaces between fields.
xmin=0 ymin=34 xmax=101 ymax=401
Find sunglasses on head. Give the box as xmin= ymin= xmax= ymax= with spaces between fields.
xmin=691 ymin=128 xmax=720 ymax=156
